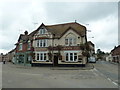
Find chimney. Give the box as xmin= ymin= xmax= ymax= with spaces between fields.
xmin=24 ymin=31 xmax=28 ymax=35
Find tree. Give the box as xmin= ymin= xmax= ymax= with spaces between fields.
xmin=96 ymin=49 xmax=105 ymax=60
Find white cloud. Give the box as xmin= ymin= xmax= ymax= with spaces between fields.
xmin=87 ymin=13 xmax=118 ymax=52
xmin=0 ymin=1 xmax=118 ymax=54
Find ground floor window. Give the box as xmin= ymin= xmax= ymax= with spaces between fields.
xmin=65 ymin=52 xmax=78 ymax=62
xmin=36 ymin=52 xmax=47 ymax=61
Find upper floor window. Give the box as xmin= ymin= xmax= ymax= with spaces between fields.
xmin=27 ymin=41 xmax=31 ymax=50
xmin=36 ymin=39 xmax=48 ymax=47
xmin=40 ymin=28 xmax=46 ymax=34
xmin=19 ymin=43 xmax=22 ymax=50
xmin=65 ymin=38 xmax=76 ymax=46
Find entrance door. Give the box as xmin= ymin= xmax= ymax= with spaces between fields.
xmin=53 ymin=54 xmax=58 ymax=66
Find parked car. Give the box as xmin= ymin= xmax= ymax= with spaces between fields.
xmin=88 ymin=57 xmax=96 ymax=63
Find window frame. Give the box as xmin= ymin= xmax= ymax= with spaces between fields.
xmin=36 ymin=39 xmax=48 ymax=47
xmin=36 ymin=52 xmax=47 ymax=61
xmin=65 ymin=38 xmax=76 ymax=46
xmin=65 ymin=52 xmax=78 ymax=62
xmin=40 ymin=28 xmax=46 ymax=34
xmin=19 ymin=43 xmax=22 ymax=51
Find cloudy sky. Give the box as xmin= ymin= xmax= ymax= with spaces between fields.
xmin=0 ymin=0 xmax=118 ymax=54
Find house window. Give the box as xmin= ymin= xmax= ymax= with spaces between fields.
xmin=19 ymin=43 xmax=22 ymax=50
xmin=27 ymin=42 xmax=31 ymax=50
xmin=37 ymin=40 xmax=39 ymax=47
xmin=65 ymin=52 xmax=78 ymax=62
xmin=66 ymin=53 xmax=68 ymax=61
xmin=65 ymin=39 xmax=68 ymax=45
xmin=36 ymin=39 xmax=48 ymax=47
xmin=36 ymin=52 xmax=47 ymax=61
xmin=40 ymin=28 xmax=46 ymax=34
xmin=65 ymin=38 xmax=76 ymax=46
xmin=37 ymin=53 xmax=39 ymax=60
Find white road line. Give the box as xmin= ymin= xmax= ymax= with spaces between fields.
xmin=93 ymin=68 xmax=118 ymax=86
xmin=93 ymin=72 xmax=98 ymax=76
xmin=107 ymin=78 xmax=111 ymax=81
xmin=112 ymin=82 xmax=118 ymax=86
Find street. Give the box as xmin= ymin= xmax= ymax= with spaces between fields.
xmin=2 ymin=61 xmax=119 ymax=88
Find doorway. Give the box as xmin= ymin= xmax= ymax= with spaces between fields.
xmin=53 ymin=53 xmax=58 ymax=66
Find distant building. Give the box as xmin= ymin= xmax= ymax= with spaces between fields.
xmin=0 ymin=53 xmax=3 ymax=62
xmin=7 ymin=48 xmax=16 ymax=62
xmin=111 ymin=45 xmax=120 ymax=63
xmin=87 ymin=41 xmax=95 ymax=57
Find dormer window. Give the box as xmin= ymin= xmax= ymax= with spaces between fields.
xmin=40 ymin=28 xmax=46 ymax=34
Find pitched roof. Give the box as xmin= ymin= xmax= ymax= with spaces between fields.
xmin=16 ymin=22 xmax=87 ymax=44
xmin=46 ymin=22 xmax=86 ymax=38
xmin=16 ymin=34 xmax=29 ymax=44
xmin=29 ymin=22 xmax=86 ymax=38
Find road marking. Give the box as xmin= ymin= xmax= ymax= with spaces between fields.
xmin=94 ymin=68 xmax=118 ymax=86
xmin=112 ymin=82 xmax=118 ymax=86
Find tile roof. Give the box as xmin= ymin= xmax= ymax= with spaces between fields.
xmin=46 ymin=22 xmax=86 ymax=38
xmin=16 ymin=22 xmax=87 ymax=44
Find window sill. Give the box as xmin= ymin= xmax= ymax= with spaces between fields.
xmin=65 ymin=61 xmax=78 ymax=63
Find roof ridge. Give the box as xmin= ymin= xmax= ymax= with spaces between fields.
xmin=46 ymin=22 xmax=82 ymax=27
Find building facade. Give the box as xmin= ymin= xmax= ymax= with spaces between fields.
xmin=15 ymin=22 xmax=91 ymax=66
xmin=0 ymin=53 xmax=3 ymax=62
xmin=111 ymin=45 xmax=120 ymax=63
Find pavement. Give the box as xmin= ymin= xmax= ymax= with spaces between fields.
xmin=50 ymin=63 xmax=94 ymax=70
xmin=5 ymin=62 xmax=94 ymax=70
xmin=2 ymin=61 xmax=118 ymax=88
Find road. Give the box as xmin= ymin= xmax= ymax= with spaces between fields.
xmin=2 ymin=61 xmax=119 ymax=88
xmin=94 ymin=60 xmax=118 ymax=86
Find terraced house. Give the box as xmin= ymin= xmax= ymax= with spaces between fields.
xmin=15 ymin=22 xmax=90 ymax=66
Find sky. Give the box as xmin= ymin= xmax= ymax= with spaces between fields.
xmin=0 ymin=0 xmax=119 ymax=54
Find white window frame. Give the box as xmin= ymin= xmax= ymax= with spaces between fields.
xmin=40 ymin=28 xmax=46 ymax=34
xmin=36 ymin=39 xmax=48 ymax=47
xmin=64 ymin=51 xmax=79 ymax=62
xmin=36 ymin=52 xmax=47 ymax=61
xmin=65 ymin=38 xmax=76 ymax=46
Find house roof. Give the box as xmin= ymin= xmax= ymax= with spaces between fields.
xmin=87 ymin=41 xmax=95 ymax=46
xmin=29 ymin=22 xmax=86 ymax=38
xmin=16 ymin=22 xmax=87 ymax=44
xmin=46 ymin=22 xmax=86 ymax=38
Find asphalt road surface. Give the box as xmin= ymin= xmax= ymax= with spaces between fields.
xmin=2 ymin=61 xmax=119 ymax=88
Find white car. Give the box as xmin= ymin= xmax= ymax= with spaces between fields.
xmin=88 ymin=57 xmax=96 ymax=63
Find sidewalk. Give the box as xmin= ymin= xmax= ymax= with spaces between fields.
xmin=109 ymin=61 xmax=118 ymax=65
xmin=50 ymin=63 xmax=94 ymax=70
xmin=4 ymin=62 xmax=94 ymax=70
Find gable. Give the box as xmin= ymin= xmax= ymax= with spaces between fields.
xmin=62 ymin=28 xmax=80 ymax=39
xmin=46 ymin=22 xmax=86 ymax=38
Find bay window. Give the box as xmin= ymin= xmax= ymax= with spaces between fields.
xmin=65 ymin=52 xmax=78 ymax=62
xmin=36 ymin=52 xmax=47 ymax=61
